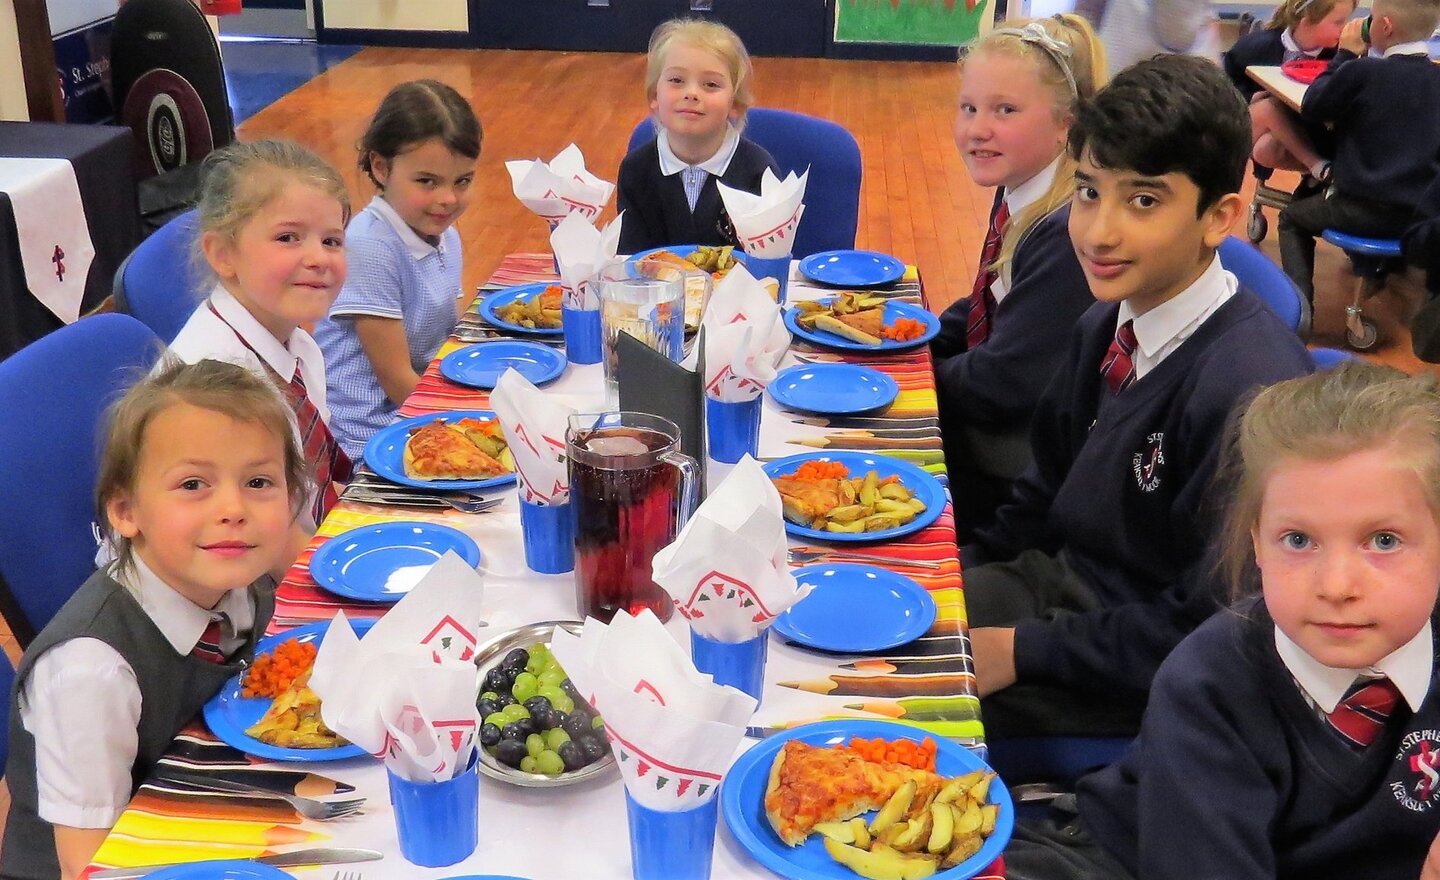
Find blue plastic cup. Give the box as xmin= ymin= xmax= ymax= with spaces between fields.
xmin=690 ymin=629 xmax=768 ymax=704
xmin=386 ymin=750 xmax=480 ymax=867
xmin=520 ymin=498 xmax=575 ymax=573
xmin=744 ymin=255 xmax=791 ymax=305
xmin=562 ymin=305 xmax=603 ymax=364
xmin=625 ymin=789 xmax=719 ymax=880
xmin=706 ymin=396 xmax=762 ymax=464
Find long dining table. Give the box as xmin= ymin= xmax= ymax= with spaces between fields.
xmin=86 ymin=253 xmax=1002 ymax=880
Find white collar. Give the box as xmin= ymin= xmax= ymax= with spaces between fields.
xmin=657 ymin=124 xmax=741 ymax=178
xmin=1119 ymin=255 xmax=1235 ymax=359
xmin=1276 ymin=621 xmax=1433 ymax=713
xmin=1384 ymin=40 xmax=1432 ymax=57
xmin=208 ymin=286 xmax=301 ymax=381
xmin=363 ymin=194 xmax=443 ymax=261
xmin=1281 ymin=27 xmax=1324 ymax=57
xmin=114 ymin=554 xmax=255 ymax=656
xmin=1003 ymin=157 xmax=1061 ymax=217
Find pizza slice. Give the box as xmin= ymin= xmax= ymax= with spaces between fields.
xmin=764 ymin=740 xmax=944 ymax=847
xmin=772 ymin=477 xmax=843 ymax=527
xmin=813 ymin=311 xmax=883 ymax=346
xmin=403 ymin=420 xmax=508 ymax=480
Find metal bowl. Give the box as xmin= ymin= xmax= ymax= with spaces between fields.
xmin=473 ymin=619 xmax=616 ymax=788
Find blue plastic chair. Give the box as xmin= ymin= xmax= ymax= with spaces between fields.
xmin=0 ymin=314 xmax=163 ymax=647
xmin=627 ymin=108 xmax=862 ymax=258
xmin=1218 ymin=235 xmax=1309 ymax=336
xmin=0 ymin=650 xmax=12 ymax=774
xmin=1309 ymin=346 xmax=1356 ymax=369
xmin=1320 ymin=230 xmax=1405 ymax=352
xmin=112 ymin=209 xmax=204 ymax=343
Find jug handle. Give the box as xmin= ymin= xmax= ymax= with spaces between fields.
xmin=660 ymin=450 xmax=701 ymax=529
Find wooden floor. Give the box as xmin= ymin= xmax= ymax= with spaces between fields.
xmin=237 ymin=46 xmax=1435 ymax=374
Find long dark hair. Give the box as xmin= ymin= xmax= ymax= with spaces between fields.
xmin=358 ymin=80 xmax=481 ymax=189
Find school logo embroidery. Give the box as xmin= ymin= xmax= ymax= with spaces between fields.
xmin=1131 ymin=432 xmax=1165 ymax=492
xmin=1392 ymin=730 xmax=1440 ymax=812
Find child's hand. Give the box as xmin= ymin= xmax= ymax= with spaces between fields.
xmin=1339 ymin=18 xmax=1367 ymax=56
xmin=969 ymin=627 xmax=1018 ymax=697
xmin=1422 ymin=829 xmax=1440 ymax=880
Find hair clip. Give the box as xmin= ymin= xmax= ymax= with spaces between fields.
xmin=984 ymin=21 xmax=1080 ymax=99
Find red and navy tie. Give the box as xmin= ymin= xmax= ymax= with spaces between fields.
xmin=191 ymin=613 xmax=232 ymax=664
xmin=1328 ymin=677 xmax=1402 ymax=747
xmin=1100 ymin=320 xmax=1138 ymax=395
xmin=288 ymin=368 xmax=353 ymax=524
xmin=965 ymin=199 xmax=1010 ymax=349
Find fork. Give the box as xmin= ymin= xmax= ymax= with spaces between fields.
xmin=787 ymin=547 xmax=945 ymax=571
xmin=342 ymin=488 xmax=502 ymax=514
xmin=161 ymin=772 xmax=366 ymax=820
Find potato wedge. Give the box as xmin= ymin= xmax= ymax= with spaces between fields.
xmin=968 ymin=772 xmax=994 ymax=805
xmin=941 ymin=833 xmax=984 ymax=869
xmin=926 ymin=802 xmax=954 ymax=854
xmin=935 ymin=770 xmax=985 ymax=805
xmin=851 ymin=816 xmax=872 ymax=850
xmin=815 ymin=821 xmax=857 ymax=844
xmin=823 ymin=839 xmax=939 ymax=880
xmin=953 ymin=800 xmax=983 ymax=837
xmin=892 ymin=810 xmax=932 ymax=853
xmin=869 ymin=780 xmax=916 ymax=834
xmin=978 ymin=803 xmax=999 ymax=836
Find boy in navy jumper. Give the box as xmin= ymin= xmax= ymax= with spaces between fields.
xmin=1003 ymin=363 xmax=1440 ymax=880
xmin=961 ymin=55 xmax=1313 ymax=738
xmin=1277 ymin=0 xmax=1440 ymax=304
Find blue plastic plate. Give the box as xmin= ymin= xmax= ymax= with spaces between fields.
xmin=721 ymin=720 xmax=1013 ymax=880
xmin=768 ymin=364 xmax=899 ymax=415
xmin=363 ymin=411 xmax=518 ymax=491
xmin=784 ymin=299 xmax=940 ymax=352
xmin=625 ymin=244 xmax=748 ymax=276
xmin=776 ymin=564 xmax=936 ymax=652
xmin=203 ymin=619 xmax=376 ymax=762
xmin=141 ymin=863 xmax=291 ymax=880
xmin=440 ymin=341 xmax=568 ymax=389
xmin=797 ymin=249 xmax=906 ymax=288
xmin=478 ymin=282 xmax=563 ymax=336
xmin=762 ymin=451 xmax=945 ymax=543
xmin=309 ymin=521 xmax=482 ymax=603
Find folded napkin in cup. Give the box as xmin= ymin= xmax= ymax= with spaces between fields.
xmin=505 ymin=143 xmax=616 ymax=227
xmin=653 ymin=456 xmax=810 ymax=642
xmin=490 ymin=369 xmax=576 ymax=505
xmin=550 ymin=212 xmax=623 ymax=310
xmin=550 ymin=610 xmax=757 ymax=811
xmin=694 ymin=265 xmax=788 ymax=403
xmin=717 ymin=168 xmax=808 ymax=260
xmin=309 ymin=552 xmax=486 ymax=782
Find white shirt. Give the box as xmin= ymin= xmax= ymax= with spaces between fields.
xmin=1276 ymin=621 xmax=1433 ymax=715
xmin=992 ymin=157 xmax=1062 ymax=303
xmin=19 ymin=557 xmax=256 ymax=828
xmin=1118 ymin=254 xmax=1236 ymax=381
xmin=1280 ymin=27 xmax=1324 ymax=59
xmin=1384 ymin=40 xmax=1432 ymax=57
xmin=657 ymin=124 xmax=741 ymax=212
xmin=168 ymin=284 xmax=331 ymax=423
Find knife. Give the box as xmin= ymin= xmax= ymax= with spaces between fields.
xmin=90 ymin=847 xmax=382 ymax=879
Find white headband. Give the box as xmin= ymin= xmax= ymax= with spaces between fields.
xmin=980 ymin=20 xmax=1080 ymax=100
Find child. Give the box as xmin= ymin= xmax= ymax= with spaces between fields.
xmin=1277 ymin=0 xmax=1440 ymax=305
xmin=1003 ymin=362 xmax=1440 ymax=880
xmin=1222 ymin=0 xmax=1355 ymax=182
xmin=1405 ymin=174 xmax=1440 ymax=362
xmin=961 ymin=55 xmax=1312 ymax=739
xmin=1 ymin=359 xmax=306 ymax=880
xmin=616 ymin=18 xmax=779 ymax=254
xmin=314 ymin=80 xmax=481 ymax=459
xmin=169 ymin=139 xmax=351 ymax=529
xmin=933 ymin=15 xmax=1107 ymax=540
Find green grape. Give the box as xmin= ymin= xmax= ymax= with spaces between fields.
xmin=500 ymin=703 xmax=530 ymax=723
xmin=537 ymin=669 xmax=566 ymax=689
xmin=535 ymin=749 xmax=566 ymax=776
xmin=553 ymin=694 xmax=575 ymax=715
xmin=510 ymin=671 xmax=539 ymax=703
xmin=592 ymin=714 xmax=605 ymax=730
xmin=526 ymin=644 xmax=551 ymax=674
xmin=536 ymin=684 xmax=566 ymax=706
xmin=544 ymin=728 xmax=571 ymax=751
xmin=520 ymin=755 xmax=538 ymax=774
xmin=482 ymin=712 xmax=505 ymax=728
xmin=480 ymin=690 xmax=500 ymax=702
xmin=526 ymin=733 xmax=545 ymax=758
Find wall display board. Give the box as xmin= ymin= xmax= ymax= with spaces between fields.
xmin=833 ymin=0 xmax=991 ymax=46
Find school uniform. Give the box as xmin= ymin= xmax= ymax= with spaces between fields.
xmin=1223 ymin=27 xmax=1332 ymax=100
xmin=1279 ymin=44 xmax=1440 ymax=299
xmin=616 ymin=125 xmax=779 ymax=254
xmin=962 ymin=258 xmax=1313 ymax=737
xmin=315 ymin=195 xmax=463 ymax=460
xmin=1 ymin=559 xmax=274 ymax=880
xmin=1002 ymin=600 xmax=1440 ymax=880
xmin=1404 ymin=175 xmax=1440 ymax=360
xmin=932 ymin=160 xmax=1094 ymax=539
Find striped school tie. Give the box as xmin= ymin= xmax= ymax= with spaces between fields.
xmin=288 ymin=367 xmax=353 ymax=524
xmin=191 ymin=612 xmax=232 ymax=664
xmin=1099 ymin=320 xmax=1138 ymax=395
xmin=1328 ymin=677 xmax=1402 ymax=748
xmin=965 ymin=200 xmax=1009 ymax=348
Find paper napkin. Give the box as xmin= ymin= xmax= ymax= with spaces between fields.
xmin=505 ymin=143 xmax=616 ymax=228
xmin=550 ymin=610 xmax=757 ymax=811
xmin=490 ymin=369 xmax=575 ymax=505
xmin=653 ymin=457 xmax=810 ymax=643
xmin=550 ymin=212 xmax=623 ymax=310
xmin=696 ymin=265 xmax=789 ymax=402
xmin=309 ymin=553 xmax=487 ymax=782
xmin=716 ymin=168 xmax=808 ymax=259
